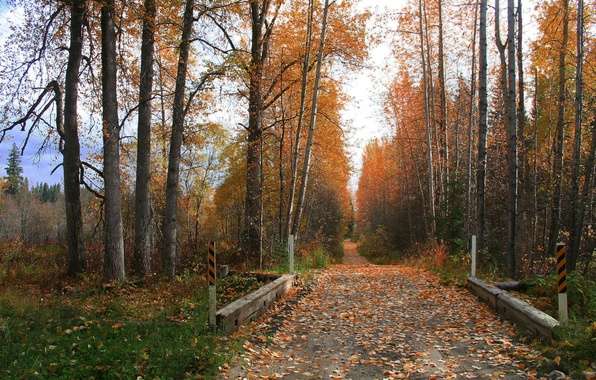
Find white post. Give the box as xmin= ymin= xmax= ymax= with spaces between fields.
xmin=208 ymin=241 xmax=217 ymax=330
xmin=558 ymin=293 xmax=568 ymax=324
xmin=471 ymin=235 xmax=477 ymax=278
xmin=288 ymin=234 xmax=295 ymax=274
xmin=208 ymin=285 xmax=216 ymax=328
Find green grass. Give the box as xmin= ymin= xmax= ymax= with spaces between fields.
xmin=270 ymin=246 xmax=332 ymax=275
xmin=0 ymin=288 xmax=237 ymax=379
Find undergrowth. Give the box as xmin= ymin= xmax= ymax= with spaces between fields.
xmin=0 ymin=243 xmax=247 ymax=379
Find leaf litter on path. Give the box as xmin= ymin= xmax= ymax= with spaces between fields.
xmin=221 ymin=262 xmax=543 ymax=379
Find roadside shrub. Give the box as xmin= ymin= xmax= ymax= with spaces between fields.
xmin=358 ymin=226 xmax=400 ymax=264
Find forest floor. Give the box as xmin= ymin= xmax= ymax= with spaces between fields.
xmin=223 ymin=241 xmax=543 ymax=379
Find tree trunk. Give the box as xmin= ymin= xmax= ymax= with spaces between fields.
xmin=466 ymin=0 xmax=479 ymax=235
xmin=517 ymin=0 xmax=526 ymax=193
xmin=506 ymin=0 xmax=518 ymax=278
xmin=419 ymin=0 xmax=436 ymax=236
xmin=286 ymin=0 xmax=314 ymax=241
xmin=437 ymin=0 xmax=449 ymax=197
xmin=63 ymin=0 xmax=86 ymax=276
xmin=134 ymin=0 xmax=156 ymax=277
xmin=101 ymin=0 xmax=125 ymax=282
xmin=568 ymin=0 xmax=584 ymax=271
xmin=532 ymin=69 xmax=539 ymax=251
xmin=278 ymin=58 xmax=287 ymax=243
xmin=244 ymin=0 xmax=274 ymax=261
xmin=291 ymin=0 xmax=330 ymax=238
xmin=278 ymin=121 xmax=285 ymax=242
xmin=422 ymin=0 xmax=441 ymax=207
xmin=547 ymin=0 xmax=570 ymax=259
xmin=476 ymin=0 xmax=488 ymax=249
xmin=162 ymin=0 xmax=194 ymax=277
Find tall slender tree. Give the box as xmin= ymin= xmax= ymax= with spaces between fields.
xmin=517 ymin=0 xmax=526 ymax=185
xmin=286 ymin=0 xmax=314 ymax=242
xmin=419 ymin=0 xmax=436 ymax=236
xmin=101 ymin=0 xmax=125 ymax=282
xmin=547 ymin=0 xmax=570 ymax=259
xmin=437 ymin=0 xmax=449 ymax=197
xmin=476 ymin=0 xmax=488 ymax=249
xmin=243 ymin=0 xmax=279 ymax=260
xmin=466 ymin=0 xmax=479 ymax=235
xmin=568 ymin=0 xmax=585 ymax=270
xmin=506 ymin=0 xmax=519 ymax=278
xmin=63 ymin=0 xmax=86 ymax=276
xmin=4 ymin=144 xmax=23 ymax=195
xmin=162 ymin=0 xmax=194 ymax=277
xmin=292 ymin=0 xmax=331 ymax=238
xmin=134 ymin=0 xmax=156 ymax=276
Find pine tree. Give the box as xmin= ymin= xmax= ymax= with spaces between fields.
xmin=4 ymin=144 xmax=24 ymax=195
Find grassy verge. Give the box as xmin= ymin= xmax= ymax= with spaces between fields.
xmin=514 ymin=273 xmax=596 ymax=377
xmin=0 ymin=285 xmax=243 ymax=379
xmin=0 ymin=240 xmax=335 ymax=379
xmin=269 ymin=246 xmax=332 ymax=275
xmin=0 ymin=244 xmax=260 ymax=379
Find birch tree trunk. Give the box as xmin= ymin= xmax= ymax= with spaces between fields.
xmin=286 ymin=0 xmax=314 ymax=241
xmin=292 ymin=0 xmax=330 ymax=238
xmin=162 ymin=0 xmax=194 ymax=277
xmin=568 ymin=0 xmax=585 ymax=270
xmin=63 ymin=0 xmax=86 ymax=276
xmin=422 ymin=0 xmax=442 ymax=206
xmin=438 ymin=0 xmax=449 ymax=198
xmin=506 ymin=0 xmax=519 ymax=279
xmin=574 ymin=117 xmax=595 ymax=268
xmin=532 ymin=69 xmax=539 ymax=251
xmin=101 ymin=0 xmax=125 ymax=282
xmin=476 ymin=0 xmax=488 ymax=249
xmin=419 ymin=0 xmax=436 ymax=236
xmin=466 ymin=0 xmax=479 ymax=235
xmin=134 ymin=0 xmax=156 ymax=276
xmin=547 ymin=0 xmax=570 ymax=259
xmin=517 ymin=0 xmax=526 ymax=193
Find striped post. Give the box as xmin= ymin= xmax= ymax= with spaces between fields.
xmin=556 ymin=242 xmax=568 ymax=324
xmin=207 ymin=241 xmax=216 ymax=329
xmin=288 ymin=234 xmax=295 ymax=274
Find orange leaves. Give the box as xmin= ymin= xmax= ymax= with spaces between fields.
xmin=225 ymin=255 xmax=542 ymax=378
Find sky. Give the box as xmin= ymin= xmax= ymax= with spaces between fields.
xmin=0 ymin=0 xmax=540 ymax=190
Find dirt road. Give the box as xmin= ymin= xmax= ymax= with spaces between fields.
xmin=223 ymin=242 xmax=539 ymax=379
xmin=342 ymin=240 xmax=369 ymax=265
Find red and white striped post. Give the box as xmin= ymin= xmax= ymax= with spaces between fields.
xmin=207 ymin=241 xmax=217 ymax=329
xmin=556 ymin=242 xmax=568 ymax=324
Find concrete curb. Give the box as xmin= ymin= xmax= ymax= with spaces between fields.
xmin=216 ymin=274 xmax=296 ymax=333
xmin=467 ymin=277 xmax=559 ymax=339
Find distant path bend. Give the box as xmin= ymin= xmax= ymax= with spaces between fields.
xmin=341 ymin=239 xmax=369 ymax=265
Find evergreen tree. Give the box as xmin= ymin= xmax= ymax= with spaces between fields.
xmin=4 ymin=144 xmax=24 ymax=195
xmin=32 ymin=182 xmax=61 ymax=202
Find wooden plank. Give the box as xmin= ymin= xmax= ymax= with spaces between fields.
xmin=467 ymin=277 xmax=504 ymax=308
xmin=467 ymin=276 xmax=559 ymax=339
xmin=496 ymin=292 xmax=559 ymax=338
xmin=216 ymin=274 xmax=296 ymax=333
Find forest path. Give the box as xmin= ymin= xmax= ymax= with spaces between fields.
xmin=342 ymin=240 xmax=369 ymax=265
xmin=223 ymin=243 xmax=539 ymax=379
